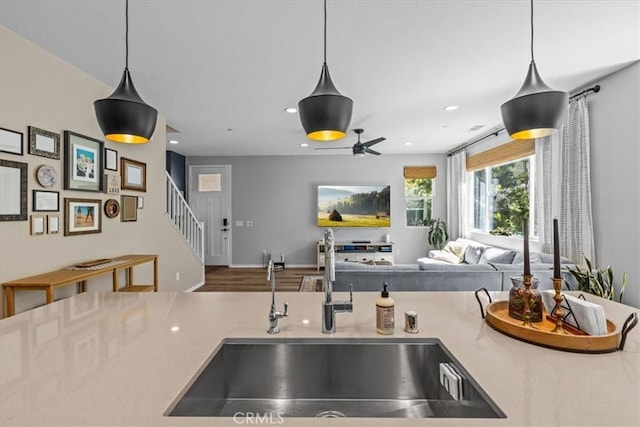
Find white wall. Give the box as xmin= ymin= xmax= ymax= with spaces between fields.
xmin=188 ymin=154 xmax=447 ymax=266
xmin=0 ymin=27 xmax=203 ymax=317
xmin=589 ymin=61 xmax=640 ymax=308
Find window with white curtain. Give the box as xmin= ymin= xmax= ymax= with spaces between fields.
xmin=470 ymin=157 xmax=536 ymax=237
xmin=466 ymin=139 xmax=537 ymax=238
xmin=403 ymin=166 xmax=436 ymax=227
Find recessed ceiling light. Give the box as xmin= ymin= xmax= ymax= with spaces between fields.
xmin=444 ymin=105 xmax=459 ymax=111
xmin=404 ymin=141 xmax=413 ymax=146
xmin=300 ymin=143 xmax=309 ymax=147
xmin=285 ymin=107 xmax=298 ymax=114
xmin=169 ymin=140 xmax=179 ymax=144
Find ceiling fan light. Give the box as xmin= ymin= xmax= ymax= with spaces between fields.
xmin=298 ymin=63 xmax=353 ymax=141
xmin=95 ymin=69 xmax=158 ymax=144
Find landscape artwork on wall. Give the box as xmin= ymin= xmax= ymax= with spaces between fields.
xmin=317 ymin=185 xmax=391 ymax=227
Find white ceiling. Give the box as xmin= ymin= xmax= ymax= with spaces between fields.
xmin=1 ymin=0 xmax=638 ymax=157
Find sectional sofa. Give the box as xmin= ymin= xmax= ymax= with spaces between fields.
xmin=333 ymin=238 xmax=577 ymax=293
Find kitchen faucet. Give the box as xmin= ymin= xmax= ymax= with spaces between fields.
xmin=321 ymin=228 xmax=353 ymax=334
xmin=267 ymin=259 xmax=288 ymax=334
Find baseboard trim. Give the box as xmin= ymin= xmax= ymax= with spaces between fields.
xmin=184 ymin=281 xmax=204 ymax=292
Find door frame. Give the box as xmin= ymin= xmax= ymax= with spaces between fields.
xmin=188 ymin=164 xmax=232 ymax=266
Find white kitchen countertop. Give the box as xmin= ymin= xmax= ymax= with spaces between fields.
xmin=0 ymin=290 xmax=638 ymax=427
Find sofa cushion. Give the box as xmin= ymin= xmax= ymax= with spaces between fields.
xmin=418 ymin=261 xmax=496 ymax=272
xmin=479 ymin=247 xmax=516 ymax=264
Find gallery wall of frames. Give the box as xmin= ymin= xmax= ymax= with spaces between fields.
xmin=0 ymin=126 xmax=147 ymax=236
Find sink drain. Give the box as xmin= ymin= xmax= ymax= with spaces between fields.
xmin=316 ymin=410 xmax=346 ymax=418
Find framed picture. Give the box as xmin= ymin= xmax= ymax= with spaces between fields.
xmin=33 ymin=190 xmax=60 ymax=212
xmin=104 ymin=148 xmax=118 ymax=171
xmin=103 ymin=172 xmax=120 ymax=195
xmin=48 ymin=214 xmax=60 ymax=234
xmin=63 ymin=131 xmax=103 ymax=192
xmin=28 ymin=126 xmax=60 ymax=159
xmin=0 ymin=127 xmax=23 ymax=155
xmin=64 ymin=198 xmax=102 ymax=236
xmin=121 ymin=195 xmax=138 ymax=222
xmin=30 ymin=214 xmax=46 ymax=235
xmin=0 ymin=159 xmax=27 ymax=221
xmin=104 ymin=199 xmax=120 ymax=218
xmin=120 ymin=157 xmax=146 ymax=192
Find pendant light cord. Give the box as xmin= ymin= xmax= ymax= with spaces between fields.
xmin=125 ymin=0 xmax=129 ymax=70
xmin=323 ymin=0 xmax=327 ymax=65
xmin=530 ymin=0 xmax=534 ymax=62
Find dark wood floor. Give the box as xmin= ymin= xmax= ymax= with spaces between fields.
xmin=195 ymin=266 xmax=320 ymax=292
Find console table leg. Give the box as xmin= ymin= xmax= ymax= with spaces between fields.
xmin=5 ymin=286 xmax=15 ymax=318
xmin=45 ymin=287 xmax=54 ymax=304
xmin=153 ymin=257 xmax=158 ymax=292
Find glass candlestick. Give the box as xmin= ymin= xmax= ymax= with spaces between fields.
xmin=521 ymin=274 xmax=536 ymax=328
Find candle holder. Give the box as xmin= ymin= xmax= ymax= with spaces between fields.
xmin=550 ymin=277 xmax=568 ymax=334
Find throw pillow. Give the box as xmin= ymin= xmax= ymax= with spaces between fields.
xmin=433 ymin=241 xmax=467 ymax=264
xmin=513 ymin=251 xmax=543 ymax=264
xmin=478 ymin=247 xmax=516 ymax=264
xmin=464 ymin=245 xmax=484 ymax=264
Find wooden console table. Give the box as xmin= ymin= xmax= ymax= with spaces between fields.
xmin=2 ymin=254 xmax=158 ymax=318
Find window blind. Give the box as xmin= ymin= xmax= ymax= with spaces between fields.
xmin=404 ymin=166 xmax=437 ymax=179
xmin=466 ymin=139 xmax=535 ymax=172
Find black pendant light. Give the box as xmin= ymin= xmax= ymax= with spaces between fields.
xmin=501 ymin=0 xmax=568 ymax=140
xmin=94 ymin=0 xmax=157 ymax=144
xmin=298 ymin=0 xmax=353 ymax=141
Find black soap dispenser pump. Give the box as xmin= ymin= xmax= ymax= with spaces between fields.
xmin=376 ymin=282 xmax=395 ymax=334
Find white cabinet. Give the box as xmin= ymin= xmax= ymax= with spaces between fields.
xmin=316 ymin=241 xmax=394 ymax=270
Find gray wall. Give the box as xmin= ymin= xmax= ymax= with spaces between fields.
xmin=188 ymin=154 xmax=447 ymax=266
xmin=589 ymin=61 xmax=640 ymax=308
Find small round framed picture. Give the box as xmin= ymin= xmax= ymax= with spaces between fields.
xmin=104 ymin=199 xmax=120 ymax=218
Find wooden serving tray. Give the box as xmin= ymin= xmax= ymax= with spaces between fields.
xmin=75 ymin=258 xmax=113 ymax=268
xmin=485 ymin=300 xmax=620 ymax=353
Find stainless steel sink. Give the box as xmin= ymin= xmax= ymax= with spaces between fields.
xmin=166 ymin=338 xmax=505 ymax=419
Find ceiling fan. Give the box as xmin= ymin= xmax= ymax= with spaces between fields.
xmin=314 ymin=129 xmax=385 ymax=157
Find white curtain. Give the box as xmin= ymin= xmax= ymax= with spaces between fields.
xmin=535 ymin=135 xmax=553 ymax=254
xmin=557 ymin=97 xmax=596 ymax=264
xmin=447 ymin=151 xmax=467 ymax=240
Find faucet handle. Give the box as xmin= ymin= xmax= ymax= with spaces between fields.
xmin=282 ymin=302 xmax=289 ymax=317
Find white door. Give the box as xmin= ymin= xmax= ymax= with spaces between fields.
xmin=189 ymin=165 xmax=231 ymax=266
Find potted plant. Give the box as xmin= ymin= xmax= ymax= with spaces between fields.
xmin=565 ymin=257 xmax=627 ymax=303
xmin=425 ymin=218 xmax=448 ymax=250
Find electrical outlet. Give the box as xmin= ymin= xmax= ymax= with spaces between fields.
xmin=235 ymin=220 xmax=243 ymax=227
xmin=176 ymin=272 xmax=180 ymax=281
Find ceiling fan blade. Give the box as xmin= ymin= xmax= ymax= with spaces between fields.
xmin=362 ymin=137 xmax=385 ymax=147
xmin=314 ymin=147 xmax=351 ymax=150
xmin=365 ymin=148 xmax=382 ymax=155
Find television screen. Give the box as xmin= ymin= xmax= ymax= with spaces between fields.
xmin=317 ymin=185 xmax=391 ymax=227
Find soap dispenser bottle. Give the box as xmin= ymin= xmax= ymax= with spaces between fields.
xmin=376 ymin=282 xmax=395 ymax=334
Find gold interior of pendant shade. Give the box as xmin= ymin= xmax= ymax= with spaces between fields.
xmin=510 ymin=128 xmax=556 ymax=140
xmin=404 ymin=166 xmax=437 ymax=179
xmin=106 ymin=134 xmax=149 ymax=144
xmin=307 ymin=130 xmax=346 ymax=141
xmin=466 ymin=139 xmax=535 ymax=172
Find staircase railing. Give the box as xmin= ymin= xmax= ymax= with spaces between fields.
xmin=165 ymin=172 xmax=204 ymax=262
